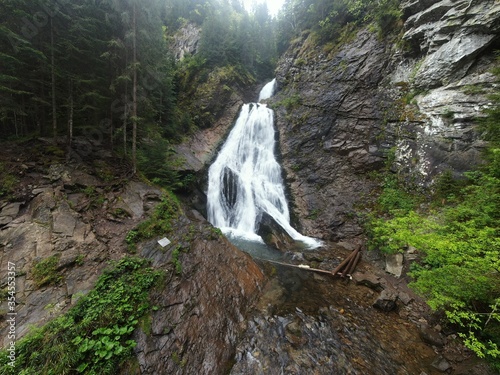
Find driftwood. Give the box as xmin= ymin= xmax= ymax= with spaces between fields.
xmin=255 ymin=245 xmax=362 ymax=278
xmin=332 ymin=245 xmax=361 ymax=277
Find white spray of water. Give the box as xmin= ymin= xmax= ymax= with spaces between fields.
xmin=207 ymin=80 xmax=321 ymax=248
xmin=258 ymin=78 xmax=276 ymax=102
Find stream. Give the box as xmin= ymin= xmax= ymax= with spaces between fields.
xmin=206 ymin=81 xmax=443 ymax=374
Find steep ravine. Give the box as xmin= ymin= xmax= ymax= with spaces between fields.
xmin=2 ymin=1 xmax=499 ymax=373
xmin=167 ymin=1 xmax=500 ymax=374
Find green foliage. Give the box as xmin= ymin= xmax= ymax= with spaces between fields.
xmin=171 ymin=246 xmax=182 ymax=275
xmin=0 ymin=162 xmax=18 ymax=198
xmin=0 ymin=257 xmax=163 ymax=375
xmin=369 ymin=158 xmax=500 ymax=362
xmin=126 ymin=194 xmax=180 ymax=250
xmin=433 ymin=169 xmax=465 ymax=203
xmin=208 ymin=226 xmax=223 ymax=240
xmin=137 ymin=136 xmax=182 ymax=189
xmin=277 ymin=0 xmax=402 ymax=51
xmin=377 ymin=174 xmax=418 ymax=215
xmin=32 ymin=255 xmax=62 ymax=288
xmin=273 ymin=94 xmax=302 ymax=110
xmin=369 ymin=173 xmax=500 ymax=364
xmin=367 ymin=58 xmax=500 ymax=364
xmin=196 ymin=2 xmax=277 ymax=80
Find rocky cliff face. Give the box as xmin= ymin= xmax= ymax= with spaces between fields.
xmin=135 ymin=212 xmax=263 ymax=374
xmin=270 ymin=0 xmax=500 ymax=241
xmin=0 ymin=139 xmax=264 ymax=374
xmin=171 ymin=2 xmax=500 ymax=243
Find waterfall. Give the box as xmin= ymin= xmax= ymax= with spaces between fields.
xmin=207 ymin=80 xmax=320 ymax=248
xmin=258 ymin=78 xmax=276 ymax=102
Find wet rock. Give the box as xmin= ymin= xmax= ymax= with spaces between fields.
xmin=431 ymin=355 xmax=452 ymax=372
xmin=263 ymin=0 xmax=500 ymax=242
xmin=134 ymin=224 xmax=264 ymax=375
xmin=373 ymin=289 xmax=398 ymax=312
xmin=257 ymin=212 xmax=296 ymax=251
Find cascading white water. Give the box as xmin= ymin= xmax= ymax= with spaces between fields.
xmin=258 ymin=78 xmax=276 ymax=102
xmin=207 ymin=80 xmax=320 ymax=248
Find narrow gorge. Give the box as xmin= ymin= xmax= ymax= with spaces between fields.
xmin=1 ymin=0 xmax=499 ymax=374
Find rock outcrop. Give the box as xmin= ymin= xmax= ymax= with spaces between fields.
xmin=0 ymin=140 xmax=264 ymax=374
xmin=135 ymin=215 xmax=263 ymax=374
xmin=272 ymin=30 xmax=393 ymax=240
xmin=0 ymin=158 xmax=153 ymax=342
xmin=268 ymin=0 xmax=500 ymax=241
xmin=171 ymin=23 xmax=201 ymax=61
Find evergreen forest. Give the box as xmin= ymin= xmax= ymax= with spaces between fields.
xmin=0 ymin=0 xmax=499 ymax=373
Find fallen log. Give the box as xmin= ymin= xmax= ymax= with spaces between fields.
xmin=346 ymin=250 xmax=362 ymax=276
xmin=332 ymin=246 xmax=360 ymax=276
xmin=254 ymin=246 xmax=362 ymax=278
xmin=255 ymin=258 xmax=334 ymax=275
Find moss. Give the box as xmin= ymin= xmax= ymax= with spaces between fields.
xmin=125 ymin=192 xmax=181 ymax=252
xmin=32 ymin=255 xmax=62 ymax=288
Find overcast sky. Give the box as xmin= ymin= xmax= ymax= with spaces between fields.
xmin=243 ymin=0 xmax=285 ymax=17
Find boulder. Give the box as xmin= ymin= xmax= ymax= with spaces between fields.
xmin=385 ymin=253 xmax=404 ymax=277
xmin=431 ymin=355 xmax=452 ymax=372
xmin=419 ymin=323 xmax=446 ymax=347
xmin=257 ymin=212 xmax=296 ymax=251
xmin=373 ymin=288 xmax=398 ymax=312
xmin=135 ymin=224 xmax=264 ymax=375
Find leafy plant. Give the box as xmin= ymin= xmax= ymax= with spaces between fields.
xmin=366 ymin=56 xmax=500 ymax=366
xmin=0 ymin=257 xmax=163 ymax=375
xmin=274 ymin=94 xmax=302 ymax=110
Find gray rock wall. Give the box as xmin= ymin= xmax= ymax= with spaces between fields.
xmin=271 ymin=0 xmax=500 ymax=241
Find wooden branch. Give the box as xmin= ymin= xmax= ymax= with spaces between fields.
xmin=256 ymin=258 xmax=334 ymax=275
xmin=254 ymin=245 xmax=362 ymax=278
xmin=347 ymin=250 xmax=361 ymax=276
xmin=332 ymin=246 xmax=360 ymax=276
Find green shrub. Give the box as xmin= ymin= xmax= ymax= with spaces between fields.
xmin=0 ymin=257 xmax=163 ymax=375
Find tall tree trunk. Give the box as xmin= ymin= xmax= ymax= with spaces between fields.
xmin=67 ymin=80 xmax=73 ymax=162
xmin=50 ymin=17 xmax=57 ymax=140
xmin=132 ymin=2 xmax=138 ymax=174
xmin=13 ymin=111 xmax=18 ymax=137
xmin=123 ymin=80 xmax=128 ymax=156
